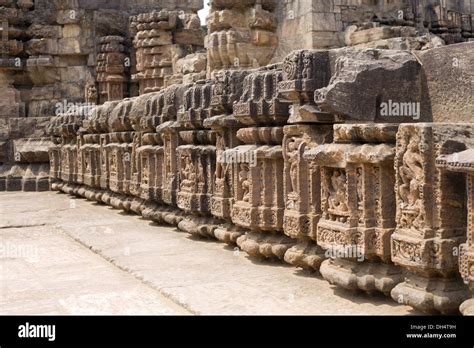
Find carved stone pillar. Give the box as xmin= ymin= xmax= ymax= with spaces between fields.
xmin=45 ymin=113 xmax=83 ymax=187
xmin=174 ymin=80 xmax=223 ymax=238
xmin=230 ymin=65 xmax=294 ymax=259
xmin=176 ymin=80 xmax=214 ymax=212
xmin=121 ymin=88 xmax=188 ymax=227
xmin=391 ymin=123 xmax=474 ymax=314
xmin=137 ymin=84 xmax=186 ymax=206
xmin=80 ymin=99 xmax=135 ymax=207
xmin=131 ymin=92 xmax=164 ymax=202
xmin=203 ymin=70 xmax=251 ymax=244
xmin=137 ymin=132 xmax=163 ymax=202
xmin=96 ymin=36 xmax=128 ymax=103
xmin=49 ymin=138 xmax=61 ymax=182
xmin=305 ymin=124 xmax=403 ymax=294
xmin=125 ymin=93 xmax=155 ymax=200
xmin=277 ymin=49 xmax=338 ymax=271
xmin=60 ymin=139 xmax=77 ymax=184
xmin=157 ymin=123 xmax=179 ymax=206
xmin=105 ymin=99 xmax=135 ymax=197
xmin=83 ymin=102 xmax=120 ymax=192
xmin=81 ymin=133 xmax=101 ymax=188
xmin=150 ymin=83 xmax=202 ymax=210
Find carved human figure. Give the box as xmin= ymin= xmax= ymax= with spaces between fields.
xmin=141 ymin=157 xmax=149 ymax=184
xmin=239 ymin=163 xmax=250 ymax=202
xmin=356 ymin=166 xmax=363 ymax=213
xmin=302 ymin=51 xmax=313 ymax=79
xmin=287 ymin=138 xmax=302 ymax=194
xmin=197 ymin=160 xmax=205 ymax=192
xmin=215 ymin=136 xmax=228 ymax=193
xmin=181 ymin=156 xmax=195 ymax=192
xmin=86 ymin=83 xmax=98 ymax=105
xmin=328 ymin=170 xmax=348 ymax=213
xmin=216 ymin=136 xmax=225 ymax=180
xmin=213 ymin=71 xmax=230 ymax=96
xmin=110 ymin=153 xmax=117 ymax=175
xmin=399 ymin=137 xmax=423 ymax=209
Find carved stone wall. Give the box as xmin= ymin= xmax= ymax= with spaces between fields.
xmin=96 ymin=35 xmax=128 ymax=103
xmin=0 ymin=0 xmax=204 ymax=191
xmin=11 ymin=0 xmax=474 ymax=316
xmin=206 ymin=0 xmax=279 ymax=77
xmin=272 ymin=0 xmax=474 ymax=61
xmin=47 ymin=40 xmax=474 ymax=315
xmin=305 ymin=124 xmax=403 ymax=294
xmin=130 ymin=9 xmax=205 ymax=94
xmin=391 ymin=123 xmax=474 ymax=313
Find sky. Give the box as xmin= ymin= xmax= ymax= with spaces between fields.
xmin=198 ymin=1 xmax=210 ymax=26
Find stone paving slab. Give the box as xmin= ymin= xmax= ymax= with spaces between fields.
xmin=0 ymin=192 xmax=421 ymax=315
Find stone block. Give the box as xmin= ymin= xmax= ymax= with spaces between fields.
xmin=418 ymin=42 xmax=474 ymax=123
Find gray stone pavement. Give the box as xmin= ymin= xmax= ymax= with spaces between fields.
xmin=0 ymin=192 xmax=421 ymax=315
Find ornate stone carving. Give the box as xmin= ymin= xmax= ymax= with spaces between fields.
xmin=204 ymin=70 xmax=251 ymax=225
xmin=176 ymin=80 xmax=217 ymax=216
xmin=304 ymin=124 xmax=402 ymax=292
xmin=391 ymin=123 xmax=474 ymax=314
xmin=229 ymin=65 xmax=295 ymax=259
xmin=40 ymin=0 xmax=474 ymax=317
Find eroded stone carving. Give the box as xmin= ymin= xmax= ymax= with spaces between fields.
xmin=229 ymin=65 xmax=295 ymax=259
xmin=314 ymin=48 xmax=431 ymax=123
xmin=391 ymin=123 xmax=474 ymax=314
xmin=130 ymin=9 xmax=205 ymax=94
xmin=305 ymin=124 xmax=403 ymax=293
xmin=39 ymin=1 xmax=474 ymax=317
xmin=206 ymin=0 xmax=278 ymax=76
xmin=96 ymin=36 xmax=128 ymax=103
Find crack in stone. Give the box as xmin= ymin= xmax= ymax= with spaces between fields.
xmin=0 ymin=223 xmax=48 ymax=230
xmin=55 ymin=227 xmax=195 ymax=315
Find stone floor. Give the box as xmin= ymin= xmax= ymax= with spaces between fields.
xmin=0 ymin=192 xmax=422 ymax=315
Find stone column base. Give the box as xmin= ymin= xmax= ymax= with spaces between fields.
xmin=320 ymin=258 xmax=403 ymax=295
xmin=213 ymin=224 xmax=244 ymax=245
xmin=391 ymin=274 xmax=471 ymax=314
xmin=236 ymin=232 xmax=295 ymax=260
xmin=460 ymin=298 xmax=474 ymax=315
xmin=177 ymin=216 xmax=222 ymax=239
xmin=284 ymin=241 xmax=326 ymax=271
xmin=53 ymin=182 xmax=187 ymax=226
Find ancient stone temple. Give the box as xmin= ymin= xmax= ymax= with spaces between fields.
xmin=2 ymin=0 xmax=474 ymax=315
